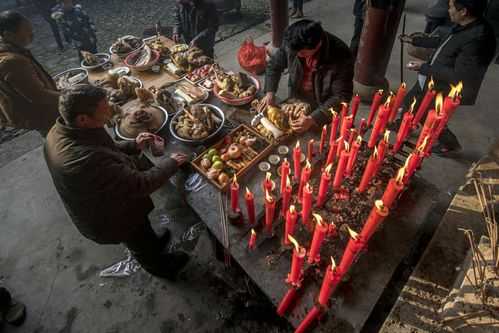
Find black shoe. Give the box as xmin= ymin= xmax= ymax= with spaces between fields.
xmin=432 ymin=141 xmax=462 ymax=157
xmin=4 ymin=300 xmax=26 ymax=326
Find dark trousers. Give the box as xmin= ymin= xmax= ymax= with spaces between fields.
xmin=123 ymin=217 xmax=167 ymax=276
xmin=40 ymin=10 xmax=64 ymax=50
xmin=403 ymin=82 xmax=460 ymax=148
xmin=293 ymin=0 xmax=303 ymax=11
xmin=350 ymin=15 xmax=364 ymax=59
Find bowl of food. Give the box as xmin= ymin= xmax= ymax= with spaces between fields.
xmin=109 ymin=35 xmax=145 ymax=59
xmin=170 ymin=104 xmax=225 ymax=144
xmin=124 ymin=46 xmax=160 ymax=72
xmin=80 ymin=52 xmax=111 ymax=71
xmin=149 ymin=86 xmax=183 ymax=116
xmin=54 ymin=68 xmax=89 ymax=89
xmin=213 ymin=71 xmax=259 ymax=106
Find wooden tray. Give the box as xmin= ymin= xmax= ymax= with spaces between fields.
xmin=191 ymin=124 xmax=273 ymax=191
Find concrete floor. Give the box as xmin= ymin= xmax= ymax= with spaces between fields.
xmin=1 ymin=0 xmax=499 ymax=332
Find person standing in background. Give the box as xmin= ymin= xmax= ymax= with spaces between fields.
xmin=290 ymin=0 xmax=304 ymax=18
xmin=32 ymin=0 xmax=64 ymax=51
xmin=350 ymin=0 xmax=365 ymax=59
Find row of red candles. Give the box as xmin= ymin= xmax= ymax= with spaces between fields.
xmin=229 ymin=79 xmax=463 ymax=333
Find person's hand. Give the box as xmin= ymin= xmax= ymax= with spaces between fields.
xmin=172 ymin=33 xmax=180 ymax=43
xmin=136 ymin=132 xmax=155 ymax=150
xmin=189 ymin=40 xmax=196 ymax=48
xmin=171 ymin=153 xmax=188 ymax=166
xmin=290 ymin=114 xmax=316 ymax=133
xmin=399 ymin=34 xmax=413 ymax=44
xmin=262 ymin=92 xmax=276 ymax=108
xmin=406 ymin=60 xmax=424 ymax=71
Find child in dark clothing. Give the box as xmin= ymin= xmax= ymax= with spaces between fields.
xmin=51 ymin=0 xmax=97 ymax=61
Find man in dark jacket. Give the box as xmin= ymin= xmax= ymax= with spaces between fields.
xmin=486 ymin=0 xmax=499 ymax=63
xmin=401 ymin=0 xmax=496 ymax=155
xmin=0 ymin=11 xmax=59 ymax=135
xmin=44 ymin=85 xmax=190 ymax=280
xmin=172 ymin=0 xmax=219 ymax=58
xmin=263 ymin=20 xmax=354 ymax=133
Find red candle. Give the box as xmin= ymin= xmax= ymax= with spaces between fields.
xmin=340 ymin=102 xmax=349 ymax=119
xmin=348 ymin=128 xmax=358 ymax=149
xmin=325 ymin=139 xmax=337 ymax=167
xmin=392 ymin=98 xmax=416 ymax=154
xmin=284 ymin=205 xmax=298 ymax=246
xmin=295 ymin=306 xmax=322 ymax=333
xmin=404 ymin=143 xmax=426 ymax=184
xmin=336 ymin=136 xmax=345 ymax=158
xmin=301 ymin=183 xmax=313 ymax=226
xmin=263 ymin=172 xmax=275 ymax=193
xmin=359 ymin=118 xmax=368 ymax=136
xmin=333 ymin=142 xmax=350 ymax=190
xmin=412 ymin=79 xmax=436 ymax=129
xmin=307 ymin=139 xmax=315 ymax=162
xmin=286 ymin=235 xmax=306 ymax=286
xmin=368 ymin=95 xmax=391 ymax=148
xmin=328 ymin=110 xmax=339 ymax=146
xmin=424 ymin=95 xmax=446 ymax=155
xmin=328 ymin=222 xmax=338 ymax=238
xmin=276 ymin=288 xmax=297 ymax=317
xmin=434 ymin=85 xmax=461 ymax=140
xmin=367 ymin=89 xmax=384 ymax=127
xmin=337 ymin=227 xmax=365 ymax=275
xmin=248 ymin=228 xmax=257 ymax=250
xmin=298 ymin=160 xmax=312 ymax=202
xmin=351 ymin=94 xmax=361 ymax=123
xmin=280 ymin=158 xmax=290 ymax=194
xmin=264 ymin=190 xmax=276 ymax=234
xmin=316 ymin=164 xmax=332 ymax=208
xmin=245 ymin=187 xmax=255 ymax=225
xmin=359 ymin=200 xmax=389 ymax=242
xmin=415 ymin=108 xmax=439 ymax=151
xmin=281 ymin=176 xmax=292 ymax=218
xmin=317 ymin=258 xmax=342 ymax=306
xmin=357 ymin=147 xmax=379 ymax=193
xmin=340 ymin=114 xmax=354 ymax=140
xmin=293 ymin=141 xmax=301 ymax=182
xmin=376 ymin=130 xmax=390 ymax=168
xmin=346 ymin=135 xmax=362 ymax=177
xmin=230 ymin=175 xmax=239 ymax=212
xmin=307 ymin=214 xmax=328 ymax=264
xmin=319 ymin=125 xmax=327 ymax=155
xmin=382 ymin=167 xmax=406 ymax=209
xmin=389 ymin=82 xmax=407 ymax=123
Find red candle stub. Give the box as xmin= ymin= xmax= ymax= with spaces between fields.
xmin=367 ymin=89 xmax=384 ymax=127
xmin=337 ymin=226 xmax=364 ymax=275
xmin=276 ymin=288 xmax=297 ymax=317
xmin=340 ymin=102 xmax=349 ymax=119
xmin=319 ymin=125 xmax=327 ymax=155
xmin=351 ymin=94 xmax=361 ymax=122
xmin=346 ymin=135 xmax=362 ymax=177
xmin=382 ymin=167 xmax=406 ymax=208
xmin=293 ymin=141 xmax=302 ymax=182
xmin=389 ymin=82 xmax=407 ymax=123
xmin=287 ymin=235 xmax=306 ymax=286
xmin=376 ymin=130 xmax=390 ymax=168
xmin=392 ymin=98 xmax=416 ymax=154
xmin=357 ymin=147 xmax=379 ymax=193
xmin=328 ymin=110 xmax=339 ymax=146
xmin=404 ymin=142 xmax=426 ymax=184
xmin=307 ymin=139 xmax=315 ymax=162
xmin=301 ymin=183 xmax=313 ymax=226
xmin=316 ymin=164 xmax=332 ymax=208
xmin=264 ymin=190 xmax=276 ymax=234
xmin=263 ymin=172 xmax=275 ymax=193
xmin=308 ymin=214 xmax=328 ymax=264
xmin=281 ymin=176 xmax=292 ymax=218
xmin=318 ymin=257 xmax=341 ymax=306
xmin=244 ymin=187 xmax=255 ymax=225
xmin=248 ymin=229 xmax=257 ymax=250
xmin=413 ymin=78 xmax=436 ymax=128
xmin=230 ymin=175 xmax=239 ymax=212
xmin=279 ymin=158 xmax=290 ymax=194
xmin=423 ymin=94 xmax=445 ymax=155
xmin=333 ymin=142 xmax=350 ymax=190
xmin=328 ymin=222 xmax=338 ymax=238
xmin=359 ymin=200 xmax=390 ymax=242
xmin=368 ymin=95 xmax=391 ymax=148
xmin=298 ymin=160 xmax=312 ymax=202
xmin=295 ymin=306 xmax=322 ymax=333
xmin=434 ymin=82 xmax=462 ymax=139
xmin=284 ymin=205 xmax=298 ymax=246
xmin=340 ymin=114 xmax=354 ymax=141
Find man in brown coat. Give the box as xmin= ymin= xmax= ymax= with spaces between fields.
xmin=44 ymin=85 xmax=190 ymax=280
xmin=0 ymin=11 xmax=59 ymax=135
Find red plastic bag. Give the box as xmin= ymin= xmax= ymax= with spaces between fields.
xmin=237 ymin=38 xmax=267 ymax=75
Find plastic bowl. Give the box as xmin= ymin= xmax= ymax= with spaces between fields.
xmin=80 ymin=53 xmax=111 ymax=71
xmin=109 ymin=36 xmax=145 ymax=59
xmin=124 ymin=49 xmax=160 ymax=72
xmin=213 ymin=75 xmax=260 ymax=106
xmin=53 ymin=68 xmax=89 ymax=89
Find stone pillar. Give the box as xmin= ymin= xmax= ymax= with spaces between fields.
xmin=354 ymin=0 xmax=406 ymax=101
xmin=270 ymin=0 xmax=289 ymax=48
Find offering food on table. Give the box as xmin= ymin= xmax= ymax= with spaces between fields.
xmin=185 ymin=64 xmax=213 ymax=83
xmin=171 ymin=47 xmax=212 ymax=73
xmin=110 ymin=35 xmax=144 ymax=56
xmin=81 ymin=51 xmax=101 ymax=66
xmin=96 ymin=74 xmax=142 ymax=104
xmin=149 ymin=86 xmax=179 ymax=114
xmin=135 ymin=87 xmax=155 ymax=104
xmin=114 ymin=96 xmax=167 ymax=139
xmin=54 ymin=68 xmax=88 ymax=89
xmin=147 ymin=38 xmax=170 ymax=58
xmin=172 ymin=104 xmax=221 ymax=140
xmin=213 ymin=70 xmax=258 ymax=105
xmin=169 ymin=44 xmax=189 ymax=54
xmin=191 ymin=125 xmax=272 ymax=189
xmin=129 ymin=45 xmax=152 ymax=66
xmin=174 ymin=80 xmax=208 ymax=104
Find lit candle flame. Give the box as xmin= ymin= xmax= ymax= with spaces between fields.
xmin=286 ymin=175 xmax=291 ymax=188
xmin=266 ymin=172 xmax=272 ymax=182
xmin=325 ymin=164 xmax=333 ymax=175
xmin=336 ymin=135 xmax=343 ymax=143
xmin=341 ymin=102 xmax=348 ymax=108
xmin=373 ymin=146 xmax=379 ymax=159
xmin=305 ymin=182 xmax=312 ymax=193
xmin=295 ymin=140 xmax=300 ymax=149
xmin=428 ymin=77 xmax=435 ymax=90
xmin=409 ymin=97 xmax=417 ymax=113
xmin=344 ymin=141 xmax=350 ymax=152
xmin=396 ymin=166 xmax=406 ymax=184
xmin=400 ymin=82 xmax=406 ymax=89
xmin=232 ymin=174 xmax=238 ymax=185
xmin=418 ymin=136 xmax=429 ymax=152
xmin=356 ymin=135 xmax=363 ymax=145
xmin=251 ymin=228 xmax=256 ymax=236
xmin=347 ymin=226 xmax=359 ymax=240
xmin=384 ymin=94 xmax=393 ymax=107
xmin=288 ymin=234 xmax=300 ymax=252
xmin=284 ymin=157 xmax=288 ymax=164
xmin=305 ymin=159 xmax=311 ymax=170
xmin=289 ymin=205 xmax=296 ymax=214
xmin=313 ymin=213 xmax=323 ymax=227
xmin=377 ymin=89 xmax=384 ymax=95
xmin=383 ymin=130 xmax=390 ymax=142
xmin=331 ymin=257 xmax=336 ymax=270
xmin=330 ymin=109 xmax=337 ymax=118
xmin=375 ymin=199 xmax=385 ymax=211
xmin=448 ymin=81 xmax=463 ymax=99
xmin=435 ymin=93 xmax=443 ymax=115
xmin=404 ymin=154 xmax=413 ymax=169
xmin=265 ymin=190 xmax=273 ymax=203
xmin=323 ymin=124 xmax=327 ymax=131
xmin=245 ymin=187 xmax=252 ymax=196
